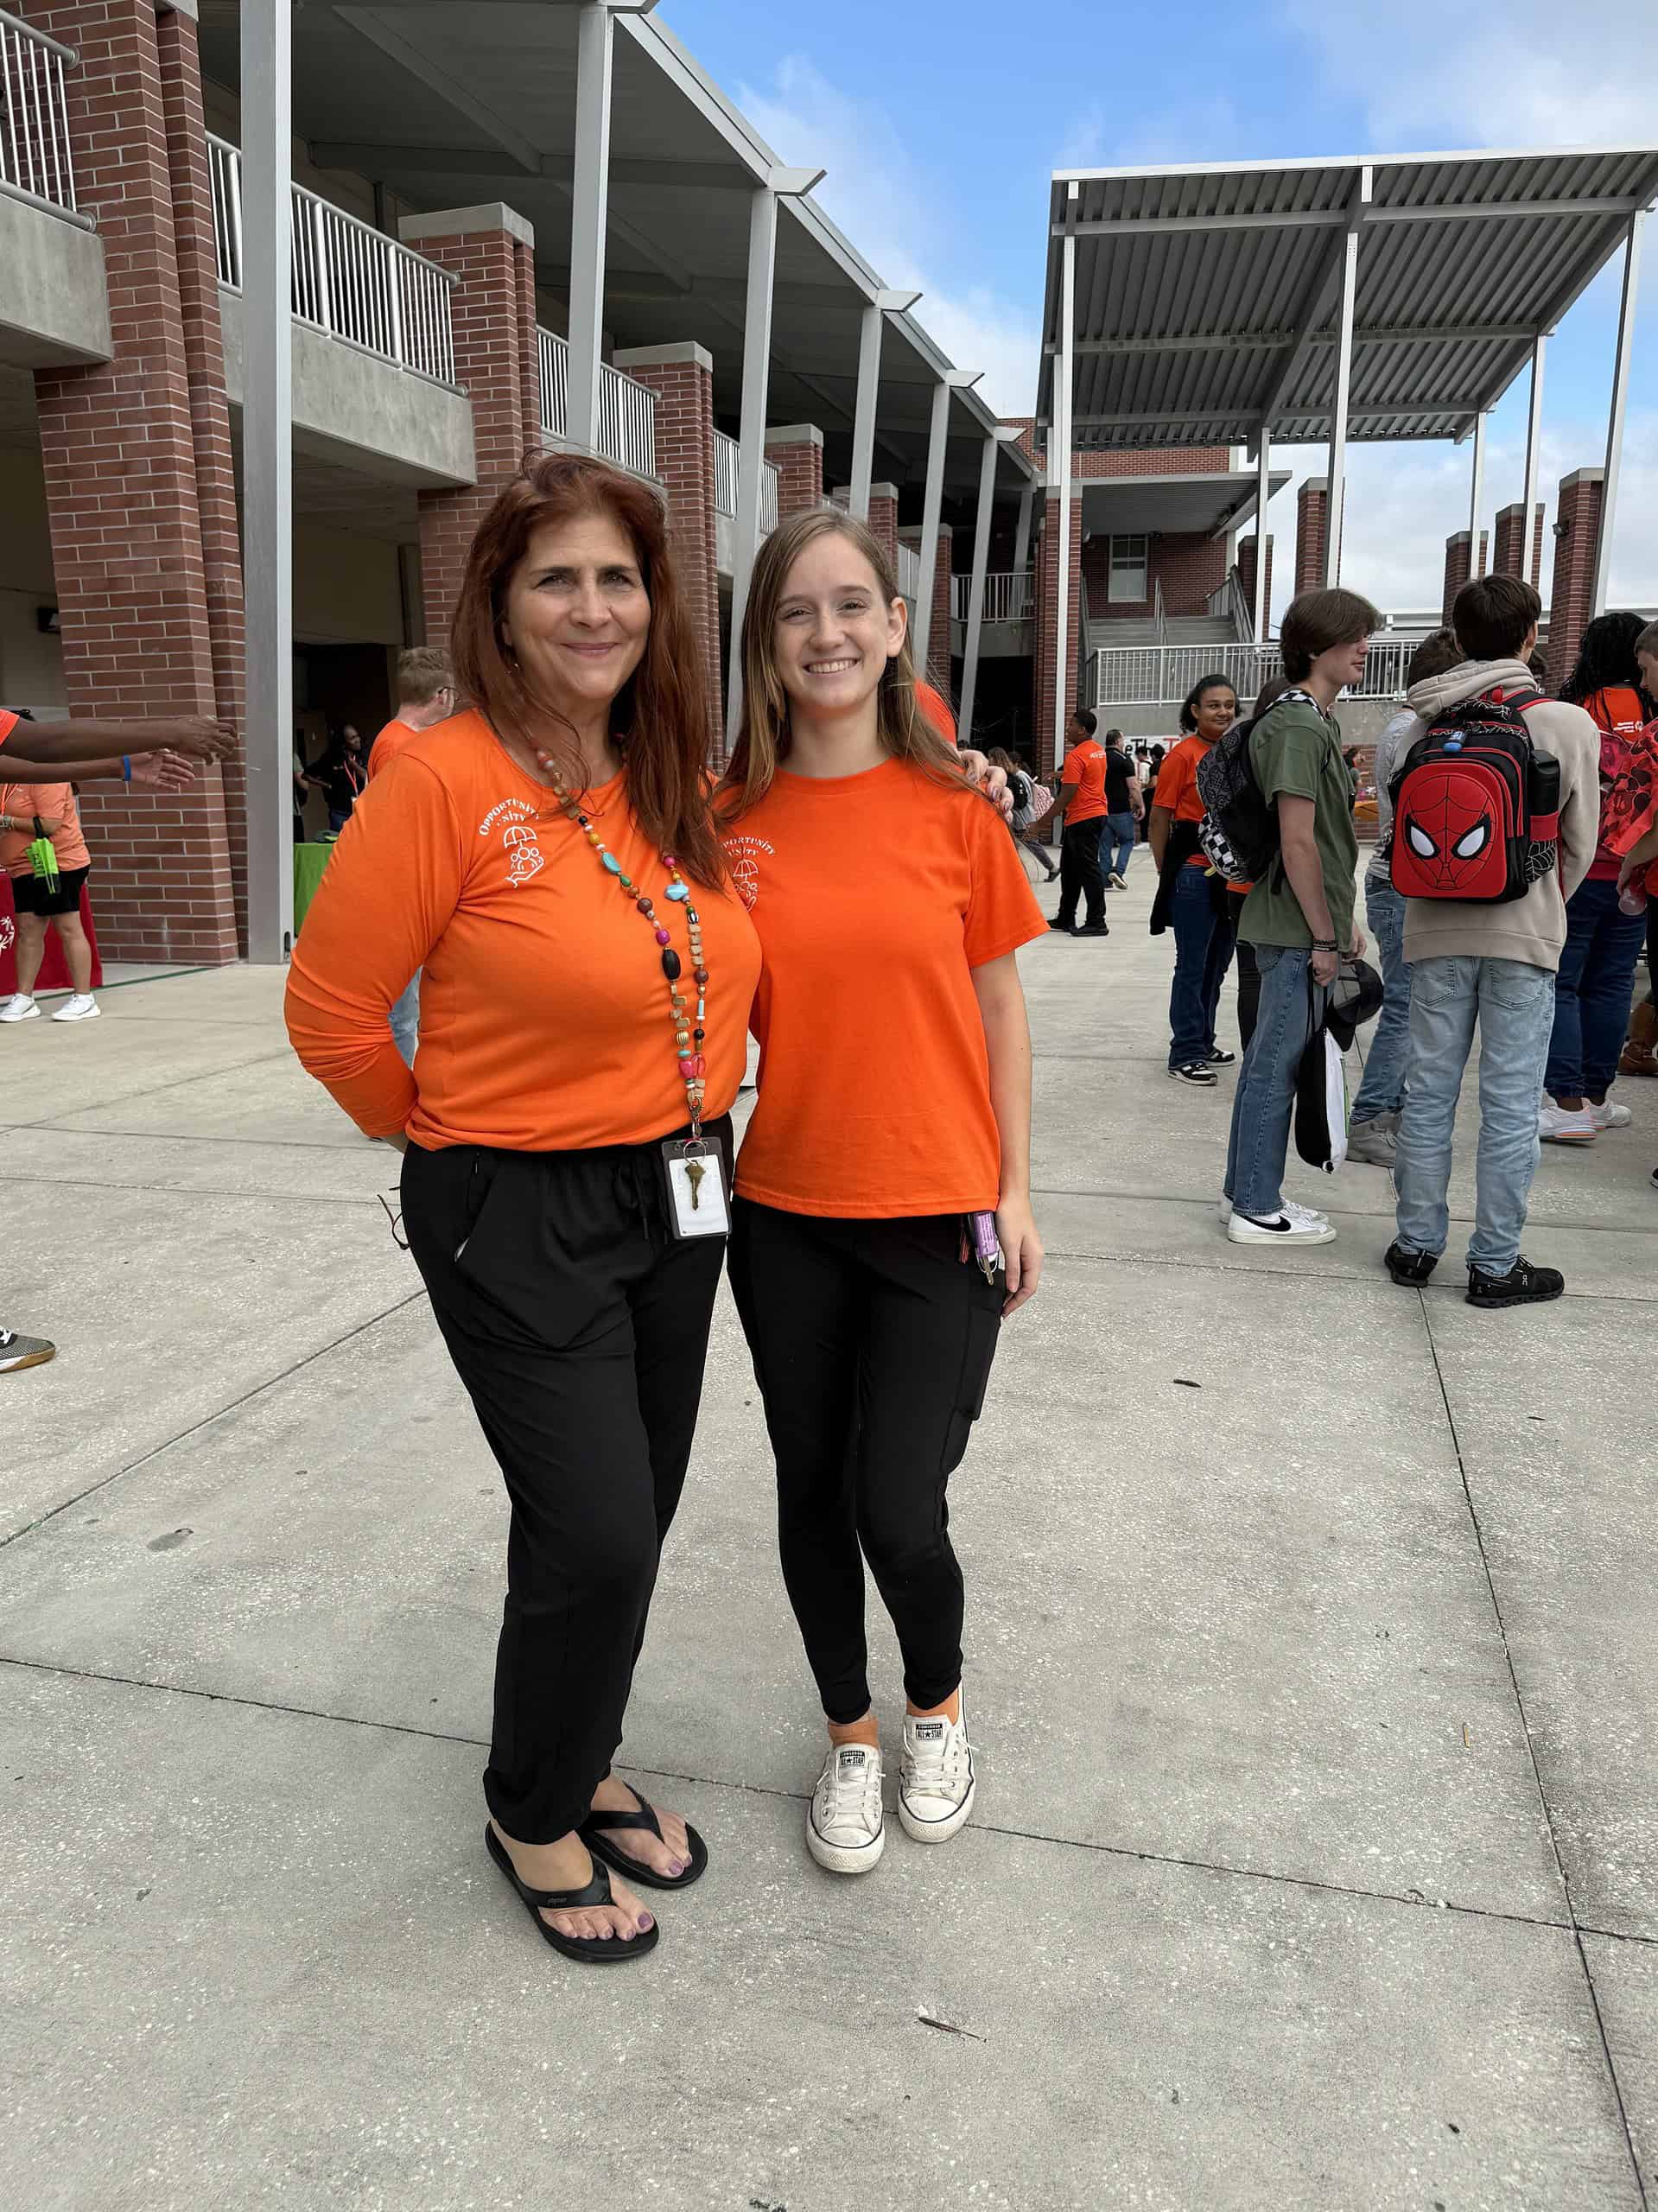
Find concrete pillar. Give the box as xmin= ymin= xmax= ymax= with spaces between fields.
xmin=1547 ymin=468 xmax=1604 ymax=692
xmin=1294 ymin=479 xmax=1329 ymax=598
xmin=867 ymin=483 xmax=899 ymax=572
xmin=30 ymin=0 xmax=238 ymax=966
xmin=1442 ymin=531 xmax=1473 ymax=628
xmin=901 ymin=525 xmax=953 ymax=691
xmin=1034 ymin=487 xmax=1083 ymax=779
xmin=613 ymin=343 xmax=721 ymax=753
xmin=399 ymin=204 xmax=539 ymax=647
xmin=764 ymin=423 xmax=824 ymax=518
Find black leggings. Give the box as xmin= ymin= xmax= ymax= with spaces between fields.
xmin=727 ymin=1200 xmax=1004 ymax=1723
xmin=1228 ymin=887 xmax=1261 ymax=1048
xmin=400 ymin=1123 xmax=730 ymax=1844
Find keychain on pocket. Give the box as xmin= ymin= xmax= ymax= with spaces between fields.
xmin=963 ymin=1210 xmax=1000 ymax=1286
xmin=27 ymin=818 xmax=59 ymax=892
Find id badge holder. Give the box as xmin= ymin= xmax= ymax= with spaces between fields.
xmin=660 ymin=1136 xmax=730 ymax=1240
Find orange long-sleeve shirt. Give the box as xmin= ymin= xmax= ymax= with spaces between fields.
xmin=285 ymin=710 xmax=761 ymax=1150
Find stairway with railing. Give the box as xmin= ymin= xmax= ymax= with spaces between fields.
xmin=207 ymin=134 xmax=456 ymax=385
xmin=951 ymin=571 xmax=1035 ymax=624
xmin=0 ymin=10 xmax=80 ymax=223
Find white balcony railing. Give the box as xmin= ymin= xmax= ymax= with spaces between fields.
xmin=207 ymin=135 xmax=455 ymax=385
xmin=712 ymin=429 xmax=780 ymax=532
xmin=538 ymin=327 xmax=658 ymax=479
xmin=896 ymin=540 xmax=922 ymax=602
xmin=1087 ymin=636 xmax=1417 ymax=710
xmin=0 ymin=9 xmax=81 ymax=223
xmin=953 ymin=571 xmax=1035 ymax=624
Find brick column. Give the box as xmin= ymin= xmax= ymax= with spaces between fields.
xmin=399 ymin=203 xmax=538 ymax=648
xmin=1477 ymin=528 xmax=1490 ymax=580
xmin=1442 ymin=531 xmax=1473 ymax=628
xmin=867 ymin=483 xmax=899 ymax=572
xmin=1236 ymin=532 xmax=1274 ymax=632
xmin=764 ymin=423 xmax=823 ymax=518
xmin=1293 ymin=480 xmax=1328 ymax=597
xmin=900 ymin=524 xmax=953 ymax=691
xmin=1529 ymin=503 xmax=1547 ymax=590
xmin=27 ymin=0 xmax=238 ymax=964
xmin=1033 ymin=491 xmax=1083 ymax=779
xmin=1547 ymin=468 xmax=1604 ymax=692
xmin=1492 ymin=503 xmax=1528 ymax=579
xmin=613 ymin=343 xmax=721 ymax=757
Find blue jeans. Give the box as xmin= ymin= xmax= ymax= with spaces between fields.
xmin=327 ymin=806 xmax=352 ymax=835
xmin=1544 ymin=877 xmax=1647 ymax=1100
xmin=1168 ymin=863 xmax=1235 ymax=1067
xmin=1350 ymin=879 xmax=1412 ymax=1124
xmin=1103 ymin=812 xmax=1137 ymax=880
xmin=1394 ymin=956 xmax=1555 ymax=1274
xmin=1224 ymin=944 xmax=1324 ymax=1217
xmin=389 ymin=969 xmax=421 ymax=1070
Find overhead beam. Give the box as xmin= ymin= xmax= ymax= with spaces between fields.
xmin=1255 ymin=168 xmax=1370 ymax=430
xmin=333 ymin=5 xmax=543 ymax=174
xmin=1047 ymin=321 xmax=1541 ymax=358
xmin=1052 ymin=194 xmax=1647 ymax=240
xmin=309 ymin=143 xmax=760 ymax=193
xmin=1074 ymin=401 xmax=1471 ymax=429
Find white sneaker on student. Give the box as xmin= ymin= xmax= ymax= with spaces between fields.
xmin=0 ymin=994 xmax=39 ymax=1022
xmin=1227 ymin=1206 xmax=1337 ymax=1246
xmin=50 ymin=994 xmax=99 ymax=1023
xmin=1281 ymin=1198 xmax=1331 ymax=1226
xmin=1538 ymin=1103 xmax=1597 ymax=1145
xmin=807 ymin=1743 xmax=885 ymax=1875
xmin=1591 ymin=1098 xmax=1632 ymax=1130
xmin=899 ymin=1707 xmax=977 ymax=1845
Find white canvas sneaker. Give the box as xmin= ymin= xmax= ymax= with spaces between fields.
xmin=1591 ymin=1098 xmax=1632 ymax=1130
xmin=1227 ymin=1207 xmax=1337 ymax=1247
xmin=899 ymin=1707 xmax=976 ymax=1845
xmin=807 ymin=1743 xmax=885 ymax=1875
xmin=1539 ymin=1103 xmax=1596 ymax=1145
xmin=50 ymin=994 xmax=99 ymax=1023
xmin=0 ymin=994 xmax=39 ymax=1022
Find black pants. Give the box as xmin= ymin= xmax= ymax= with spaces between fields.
xmin=727 ymin=1201 xmax=1003 ymax=1723
xmin=401 ymin=1122 xmax=731 ymax=1843
xmin=1229 ymin=888 xmax=1261 ymax=1049
xmin=1058 ymin=817 xmax=1106 ymax=929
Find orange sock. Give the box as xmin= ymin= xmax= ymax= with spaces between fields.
xmin=828 ymin=1710 xmax=880 ymax=1751
xmin=906 ymin=1688 xmax=962 ymax=1726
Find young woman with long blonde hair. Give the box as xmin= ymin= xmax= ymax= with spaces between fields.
xmin=720 ymin=509 xmax=1046 ymax=1875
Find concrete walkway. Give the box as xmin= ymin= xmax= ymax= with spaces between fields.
xmin=3 ymin=855 xmax=1655 ymax=2211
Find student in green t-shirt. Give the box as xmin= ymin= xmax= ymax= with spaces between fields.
xmin=1222 ymin=588 xmax=1376 ymax=1248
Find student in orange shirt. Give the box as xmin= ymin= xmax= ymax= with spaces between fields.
xmin=1149 ymin=673 xmax=1241 ymax=1086
xmin=1051 ymin=707 xmax=1109 ymax=935
xmin=720 ymin=509 xmax=1047 ymax=1877
xmin=0 ymin=776 xmax=98 ymax=1021
xmin=287 ymin=454 xmax=763 ymax=1968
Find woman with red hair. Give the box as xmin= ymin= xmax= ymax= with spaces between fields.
xmin=287 ymin=454 xmax=762 ymax=1967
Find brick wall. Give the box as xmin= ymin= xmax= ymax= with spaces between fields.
xmin=1294 ymin=480 xmax=1329 ymax=597
xmin=401 ymin=209 xmax=538 ymax=651
xmin=615 ymin=344 xmax=721 ymax=760
xmin=867 ymin=485 xmax=899 ymax=573
xmin=1003 ymin=421 xmax=1229 ymax=480
xmin=765 ymin=423 xmax=824 ymax=518
xmin=1033 ymin=491 xmax=1083 ymax=779
xmin=900 ymin=524 xmax=953 ymax=692
xmin=26 ymin=0 xmax=238 ymax=964
xmin=1492 ymin=505 xmax=1527 ymax=581
xmin=1441 ymin=531 xmax=1472 ymax=628
xmin=1082 ymin=529 xmax=1227 ymax=621
xmin=1547 ymin=468 xmax=1604 ymax=692
xmin=1236 ymin=533 xmax=1273 ymax=631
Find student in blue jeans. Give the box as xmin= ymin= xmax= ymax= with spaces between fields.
xmin=1152 ymin=677 xmax=1240 ymax=1086
xmin=1100 ymin=730 xmax=1141 ymax=887
xmin=1387 ymin=575 xmax=1601 ymax=1308
xmin=1223 ymin=597 xmax=1373 ymax=1243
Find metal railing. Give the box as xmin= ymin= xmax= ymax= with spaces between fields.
xmin=1205 ymin=565 xmax=1255 ymax=639
xmin=208 ymin=134 xmax=455 ymax=385
xmin=0 ymin=8 xmax=81 ymax=223
xmin=537 ymin=327 xmax=658 ymax=479
xmin=1087 ymin=636 xmax=1418 ymax=709
xmin=712 ymin=429 xmax=780 ymax=532
xmin=953 ymin=570 xmax=1035 ymax=623
xmin=896 ymin=540 xmax=922 ymax=602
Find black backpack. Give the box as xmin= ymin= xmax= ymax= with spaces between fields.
xmin=1009 ymin=769 xmax=1034 ymax=815
xmin=1196 ymin=688 xmax=1318 ymax=881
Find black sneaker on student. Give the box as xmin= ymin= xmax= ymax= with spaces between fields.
xmin=1383 ymin=1241 xmax=1438 ymax=1287
xmin=1465 ymin=1255 xmax=1565 ymax=1309
xmin=1206 ymin=1047 xmax=1237 ymax=1065
xmin=1048 ymin=918 xmax=1072 ymax=932
xmin=1071 ymin=923 xmax=1109 ymax=937
xmin=1168 ymin=1060 xmax=1217 ymax=1086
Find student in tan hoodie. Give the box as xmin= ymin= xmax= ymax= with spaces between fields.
xmin=1387 ymin=575 xmax=1600 ymax=1309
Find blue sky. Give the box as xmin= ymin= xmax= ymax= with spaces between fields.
xmin=665 ymin=0 xmax=1658 ymax=614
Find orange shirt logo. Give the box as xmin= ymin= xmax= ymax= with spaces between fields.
xmin=479 ymin=796 xmax=546 ymax=887
xmin=722 ymin=832 xmax=773 ymax=911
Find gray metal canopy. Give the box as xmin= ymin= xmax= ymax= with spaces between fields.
xmin=1039 ymin=146 xmax=1658 ymax=448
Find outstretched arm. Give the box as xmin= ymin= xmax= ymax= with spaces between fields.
xmin=0 ymin=749 xmax=198 ymax=789
xmin=5 ymin=717 xmax=238 ymax=766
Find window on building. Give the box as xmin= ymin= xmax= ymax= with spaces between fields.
xmin=1108 ymin=535 xmax=1148 ymax=602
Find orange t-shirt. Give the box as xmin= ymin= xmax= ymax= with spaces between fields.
xmin=0 ymin=709 xmax=16 ymax=748
xmin=721 ymin=758 xmax=1047 ymax=1217
xmin=1153 ymin=734 xmax=1215 ymax=865
xmin=285 ymin=710 xmax=762 ymax=1150
xmin=1 ymin=779 xmax=91 ymax=877
xmin=916 ymin=682 xmax=958 ymax=745
xmin=368 ymin=716 xmax=422 ymax=780
xmin=1061 ymin=737 xmax=1109 ymax=825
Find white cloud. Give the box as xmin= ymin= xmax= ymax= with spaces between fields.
xmin=735 ymin=56 xmax=1040 ymax=417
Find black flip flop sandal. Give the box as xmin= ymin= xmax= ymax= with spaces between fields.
xmin=578 ymin=1783 xmax=709 ymax=1891
xmin=485 ymin=1823 xmax=659 ymax=1964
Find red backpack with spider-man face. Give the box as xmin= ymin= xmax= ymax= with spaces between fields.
xmin=1388 ymin=683 xmax=1561 ymax=903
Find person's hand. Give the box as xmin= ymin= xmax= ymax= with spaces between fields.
xmin=1617 ymin=852 xmax=1644 ymax=896
xmin=130 ymin=748 xmax=198 ymax=791
xmin=1346 ymin=925 xmax=1367 ymax=963
xmin=163 ymin=717 xmax=239 ymax=761
xmin=25 ymin=812 xmax=64 ymax=836
xmin=1311 ymin=947 xmax=1340 ymax=988
xmin=995 ymin=1195 xmax=1044 ymax=1316
xmin=958 ymin=749 xmax=1014 ymax=819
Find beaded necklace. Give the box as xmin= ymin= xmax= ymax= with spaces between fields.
xmin=533 ymin=745 xmax=710 ymax=1137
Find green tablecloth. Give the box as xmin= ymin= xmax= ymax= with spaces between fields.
xmin=293 ymin=841 xmax=335 ymax=934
